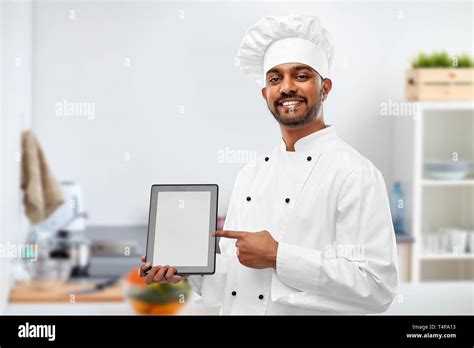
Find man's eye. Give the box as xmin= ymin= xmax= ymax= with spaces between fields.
xmin=269 ymin=77 xmax=281 ymax=83
xmin=296 ymin=74 xmax=308 ymax=80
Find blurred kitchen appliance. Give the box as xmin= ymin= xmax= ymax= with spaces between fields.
xmin=90 ymin=240 xmax=141 ymax=257
xmin=38 ymin=181 xmax=87 ymax=232
xmin=49 ymin=229 xmax=91 ymax=277
xmin=33 ymin=181 xmax=91 ymax=277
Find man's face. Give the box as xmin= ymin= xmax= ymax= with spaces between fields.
xmin=261 ymin=63 xmax=329 ymax=128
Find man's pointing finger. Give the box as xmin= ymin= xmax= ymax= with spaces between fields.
xmin=213 ymin=230 xmax=245 ymax=239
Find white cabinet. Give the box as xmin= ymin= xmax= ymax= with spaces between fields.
xmin=393 ymin=101 xmax=474 ymax=282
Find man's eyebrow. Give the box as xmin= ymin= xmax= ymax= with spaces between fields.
xmin=290 ymin=65 xmax=316 ymax=74
xmin=266 ymin=65 xmax=316 ymax=78
xmin=266 ymin=68 xmax=281 ymax=76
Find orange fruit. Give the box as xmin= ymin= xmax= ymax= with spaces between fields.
xmin=130 ymin=299 xmax=153 ymax=314
xmin=125 ymin=268 xmax=147 ymax=287
xmin=148 ymin=302 xmax=185 ymax=315
xmin=130 ymin=299 xmax=185 ymax=315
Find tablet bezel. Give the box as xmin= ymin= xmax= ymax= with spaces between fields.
xmin=145 ymin=184 xmax=218 ymax=275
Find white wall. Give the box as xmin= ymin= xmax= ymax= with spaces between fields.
xmin=31 ymin=2 xmax=473 ymax=225
xmin=0 ymin=1 xmax=33 ymax=313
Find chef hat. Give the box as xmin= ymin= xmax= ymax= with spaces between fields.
xmin=236 ymin=15 xmax=335 ymax=85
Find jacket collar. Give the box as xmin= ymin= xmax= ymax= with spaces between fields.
xmin=279 ymin=125 xmax=337 ymax=153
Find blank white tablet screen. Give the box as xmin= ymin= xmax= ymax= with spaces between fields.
xmin=153 ymin=191 xmax=210 ymax=267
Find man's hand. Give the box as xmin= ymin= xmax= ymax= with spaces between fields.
xmin=139 ymin=256 xmax=188 ymax=284
xmin=213 ymin=230 xmax=278 ymax=269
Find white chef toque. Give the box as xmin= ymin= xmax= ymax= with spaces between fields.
xmin=236 ymin=15 xmax=335 ymax=85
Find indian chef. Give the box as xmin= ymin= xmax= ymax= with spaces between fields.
xmin=140 ymin=14 xmax=398 ymax=315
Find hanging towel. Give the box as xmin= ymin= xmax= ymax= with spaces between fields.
xmin=21 ymin=130 xmax=64 ymax=223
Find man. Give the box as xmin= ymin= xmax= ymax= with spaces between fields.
xmin=140 ymin=15 xmax=398 ymax=314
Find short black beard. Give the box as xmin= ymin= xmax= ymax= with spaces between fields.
xmin=268 ymin=88 xmax=324 ymax=128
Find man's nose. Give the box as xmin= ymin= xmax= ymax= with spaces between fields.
xmin=279 ymin=76 xmax=297 ymax=95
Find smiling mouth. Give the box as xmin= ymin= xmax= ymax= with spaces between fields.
xmin=278 ymin=99 xmax=304 ymax=105
xmin=277 ymin=99 xmax=305 ymax=110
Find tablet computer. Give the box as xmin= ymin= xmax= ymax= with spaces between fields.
xmin=145 ymin=184 xmax=218 ymax=275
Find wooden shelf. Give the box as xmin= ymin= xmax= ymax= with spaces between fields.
xmin=417 ymin=101 xmax=474 ymax=111
xmin=422 ymin=179 xmax=474 ymax=186
xmin=420 ymin=254 xmax=474 ymax=260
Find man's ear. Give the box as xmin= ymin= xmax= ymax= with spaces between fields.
xmin=261 ymin=87 xmax=267 ymax=100
xmin=322 ymin=78 xmax=332 ymax=98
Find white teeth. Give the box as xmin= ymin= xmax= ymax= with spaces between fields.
xmin=281 ymin=101 xmax=301 ymax=106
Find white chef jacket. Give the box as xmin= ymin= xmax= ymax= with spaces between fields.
xmin=188 ymin=125 xmax=398 ymax=315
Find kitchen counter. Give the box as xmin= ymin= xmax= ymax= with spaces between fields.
xmin=10 ymin=226 xmax=463 ymax=315
xmin=5 ymin=292 xmax=220 ymax=315
xmin=5 ymin=226 xmax=438 ymax=315
xmin=5 ymin=282 xmax=472 ymax=315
